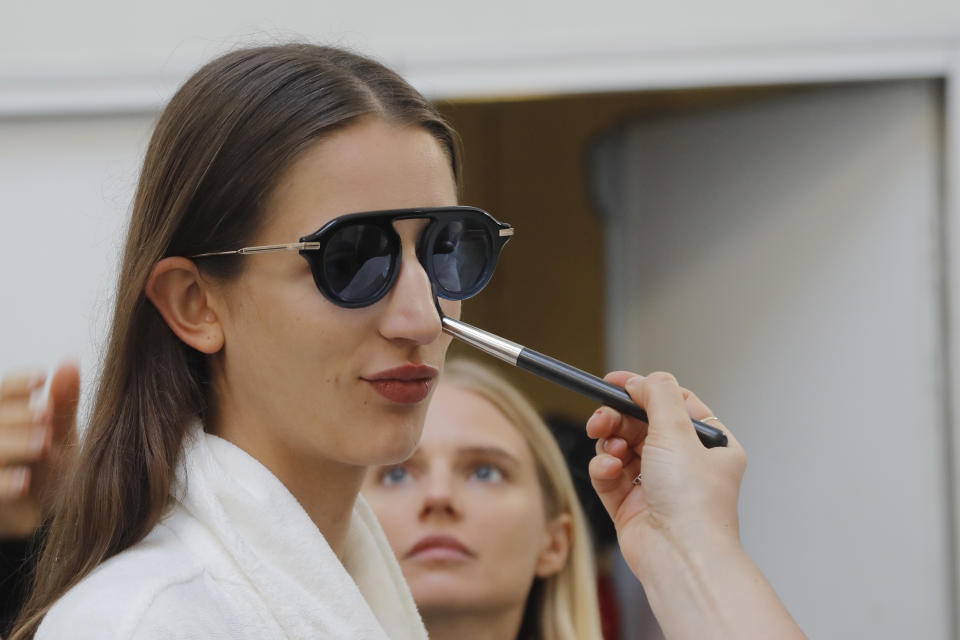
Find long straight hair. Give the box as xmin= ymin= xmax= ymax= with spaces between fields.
xmin=440 ymin=360 xmax=604 ymax=640
xmin=11 ymin=44 xmax=460 ymax=639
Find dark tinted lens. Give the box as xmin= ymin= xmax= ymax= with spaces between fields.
xmin=430 ymin=217 xmax=490 ymax=295
xmin=323 ymin=223 xmax=394 ymax=303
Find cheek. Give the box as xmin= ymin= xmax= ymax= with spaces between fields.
xmin=364 ymin=491 xmax=414 ymax=548
xmin=239 ymin=279 xmax=364 ymax=359
xmin=475 ymin=490 xmax=548 ymax=555
xmin=433 ymin=330 xmax=455 ymax=369
xmin=438 ymin=299 xmax=461 ymax=321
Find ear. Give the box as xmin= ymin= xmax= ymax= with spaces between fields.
xmin=145 ymin=257 xmax=224 ymax=354
xmin=534 ymin=512 xmax=573 ymax=578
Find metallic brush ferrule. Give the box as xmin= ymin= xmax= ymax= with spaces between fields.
xmin=441 ymin=317 xmax=523 ymax=365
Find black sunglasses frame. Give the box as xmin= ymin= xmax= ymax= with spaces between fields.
xmin=191 ymin=206 xmax=513 ymax=308
xmin=297 ymin=206 xmax=512 ymax=308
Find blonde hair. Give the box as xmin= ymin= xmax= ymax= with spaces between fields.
xmin=441 ymin=359 xmax=604 ymax=640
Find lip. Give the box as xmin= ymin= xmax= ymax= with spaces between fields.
xmin=405 ymin=534 xmax=475 ymax=561
xmin=362 ymin=364 xmax=439 ymax=404
xmin=364 ymin=364 xmax=439 ymax=382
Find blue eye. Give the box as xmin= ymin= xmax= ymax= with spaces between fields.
xmin=471 ymin=464 xmax=504 ymax=482
xmin=382 ymin=466 xmax=410 ymax=485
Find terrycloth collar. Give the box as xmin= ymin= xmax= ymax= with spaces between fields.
xmin=172 ymin=424 xmax=427 ymax=640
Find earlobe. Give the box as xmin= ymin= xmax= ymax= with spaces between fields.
xmin=145 ymin=257 xmax=225 ymax=354
xmin=535 ymin=513 xmax=573 ymax=578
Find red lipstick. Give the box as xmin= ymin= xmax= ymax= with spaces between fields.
xmin=362 ymin=364 xmax=438 ymax=404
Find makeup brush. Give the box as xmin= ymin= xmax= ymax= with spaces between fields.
xmin=441 ymin=316 xmax=727 ymax=448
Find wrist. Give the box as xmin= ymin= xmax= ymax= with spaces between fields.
xmin=628 ymin=524 xmax=805 ymax=639
xmin=627 ymin=525 xmax=748 ymax=636
xmin=627 ymin=520 xmax=743 ymax=584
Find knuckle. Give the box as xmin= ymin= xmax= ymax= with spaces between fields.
xmin=648 ymin=371 xmax=679 ymax=386
xmin=587 ymin=456 xmax=605 ymax=477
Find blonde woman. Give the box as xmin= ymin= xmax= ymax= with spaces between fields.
xmin=366 ymin=359 xmax=805 ymax=639
xmin=363 ymin=359 xmax=604 ymax=640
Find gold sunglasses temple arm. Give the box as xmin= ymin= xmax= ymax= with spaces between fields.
xmin=190 ymin=241 xmax=323 ymax=258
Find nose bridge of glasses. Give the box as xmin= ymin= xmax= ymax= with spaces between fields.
xmin=388 ymin=217 xmax=433 ymax=281
xmin=391 ymin=216 xmax=432 ymax=251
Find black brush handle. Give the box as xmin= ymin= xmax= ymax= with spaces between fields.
xmin=517 ymin=348 xmax=727 ymax=448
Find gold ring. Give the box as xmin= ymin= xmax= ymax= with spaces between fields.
xmin=700 ymin=416 xmax=721 ymax=423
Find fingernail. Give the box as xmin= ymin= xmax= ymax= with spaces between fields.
xmin=625 ymin=375 xmax=644 ymax=391
xmin=31 ymin=426 xmax=50 ymax=455
xmin=602 ymin=438 xmax=611 ymax=452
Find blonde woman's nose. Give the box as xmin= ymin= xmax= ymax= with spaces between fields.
xmin=420 ymin=468 xmax=460 ymax=518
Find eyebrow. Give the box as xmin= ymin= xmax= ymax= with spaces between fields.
xmin=402 ymin=445 xmax=525 ymax=468
xmin=456 ymin=446 xmax=523 ymax=468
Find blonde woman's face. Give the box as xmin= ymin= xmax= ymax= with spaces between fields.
xmin=363 ymin=382 xmax=568 ymax=617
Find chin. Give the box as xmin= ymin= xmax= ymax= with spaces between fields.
xmin=408 ymin=579 xmax=482 ymax=613
xmin=405 ymin=566 xmax=531 ymax=616
xmin=360 ymin=419 xmax=423 ymax=465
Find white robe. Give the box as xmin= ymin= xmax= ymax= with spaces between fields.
xmin=37 ymin=426 xmax=427 ymax=639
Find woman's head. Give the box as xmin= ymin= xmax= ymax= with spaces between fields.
xmin=363 ymin=359 xmax=603 ymax=640
xmin=137 ymin=44 xmax=463 ymax=453
xmin=148 ymin=117 xmax=462 ymax=473
xmin=13 ymin=43 xmax=463 ymax=638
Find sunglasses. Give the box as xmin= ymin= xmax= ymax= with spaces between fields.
xmin=190 ymin=206 xmax=514 ymax=308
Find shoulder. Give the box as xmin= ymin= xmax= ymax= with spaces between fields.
xmin=36 ymin=523 xmax=247 ymax=639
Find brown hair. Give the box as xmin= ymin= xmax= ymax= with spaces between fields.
xmin=11 ymin=43 xmax=459 ymax=638
xmin=440 ymin=360 xmax=603 ymax=640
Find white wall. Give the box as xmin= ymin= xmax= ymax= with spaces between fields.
xmin=0 ymin=114 xmax=154 ymax=408
xmin=4 ymin=0 xmax=959 ymax=72
xmin=2 ymin=0 xmax=960 ymax=111
xmin=593 ymin=80 xmax=952 ymax=639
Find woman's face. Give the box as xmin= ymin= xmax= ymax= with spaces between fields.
xmin=209 ymin=117 xmax=460 ymax=471
xmin=362 ymin=382 xmax=567 ymax=617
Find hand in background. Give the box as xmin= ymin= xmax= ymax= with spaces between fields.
xmin=0 ymin=363 xmax=79 ymax=539
xmin=586 ymin=371 xmax=746 ymax=572
xmin=586 ymin=371 xmax=805 ymax=639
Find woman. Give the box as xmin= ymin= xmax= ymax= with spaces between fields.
xmin=7 ymin=42 xmax=804 ymax=640
xmin=363 ymin=359 xmax=604 ymax=640
xmin=12 ymin=43 xmax=474 ymax=639
xmin=364 ymin=360 xmax=806 ymax=640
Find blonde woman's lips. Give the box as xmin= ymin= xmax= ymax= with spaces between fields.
xmin=405 ymin=534 xmax=474 ymax=561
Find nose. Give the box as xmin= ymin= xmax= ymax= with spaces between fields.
xmin=378 ymin=221 xmax=443 ymax=345
xmin=419 ymin=467 xmax=460 ymax=520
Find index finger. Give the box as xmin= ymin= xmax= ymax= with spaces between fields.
xmin=0 ymin=371 xmax=47 ymax=401
xmin=625 ymin=372 xmax=701 ymax=448
xmin=583 ymin=372 xmax=648 ymax=445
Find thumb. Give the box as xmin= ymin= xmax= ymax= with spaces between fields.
xmin=48 ymin=360 xmax=80 ymax=445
